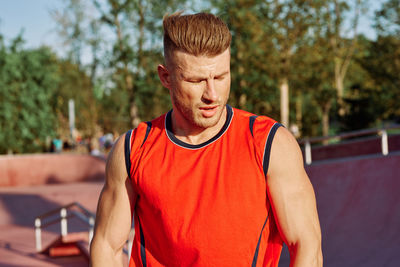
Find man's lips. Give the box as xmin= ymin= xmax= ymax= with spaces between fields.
xmin=200 ymin=105 xmax=218 ymax=110
xmin=199 ymin=105 xmax=219 ymax=117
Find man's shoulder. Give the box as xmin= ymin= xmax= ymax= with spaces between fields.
xmin=130 ymin=111 xmax=168 ymax=133
xmin=232 ymin=107 xmax=278 ymax=125
xmin=123 ymin=112 xmax=168 ymax=152
xmin=231 ymin=107 xmax=255 ymax=118
xmin=148 ymin=111 xmax=168 ymax=127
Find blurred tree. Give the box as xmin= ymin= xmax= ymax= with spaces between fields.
xmin=358 ymin=0 xmax=400 ymax=123
xmin=214 ymin=0 xmax=323 ymax=128
xmin=51 ymin=0 xmax=87 ymax=68
xmin=51 ymin=0 xmax=103 ymax=141
xmin=214 ymin=0 xmax=279 ymax=120
xmin=374 ymin=0 xmax=400 ymax=36
xmin=340 ymin=84 xmax=383 ymax=131
xmin=294 ymin=0 xmax=368 ymax=137
xmin=52 ymin=60 xmax=99 ymax=139
xmin=92 ymin=0 xmax=140 ymax=128
xmin=360 ymin=36 xmax=400 ymax=122
xmin=324 ymin=0 xmax=366 ymax=117
xmin=92 ymin=0 xmax=188 ymax=129
xmin=291 ymin=35 xmax=336 ymax=137
xmin=0 ymin=34 xmax=59 ymax=154
xmin=337 ymin=35 xmax=380 ymax=131
xmin=48 ymin=0 xmax=394 ymax=141
xmin=259 ymin=0 xmax=323 ymax=128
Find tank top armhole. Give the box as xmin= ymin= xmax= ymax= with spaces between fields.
xmin=124 ymin=122 xmax=153 ymax=181
xmin=249 ymin=116 xmax=283 ymax=178
xmin=262 ymin=123 xmax=283 ymax=177
xmin=124 ymin=129 xmax=134 ymax=180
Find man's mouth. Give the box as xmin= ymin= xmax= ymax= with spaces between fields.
xmin=199 ymin=105 xmax=218 ymax=117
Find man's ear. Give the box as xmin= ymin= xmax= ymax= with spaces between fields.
xmin=158 ymin=64 xmax=172 ymax=90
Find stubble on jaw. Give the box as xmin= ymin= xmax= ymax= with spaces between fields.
xmin=171 ymin=92 xmax=225 ymax=131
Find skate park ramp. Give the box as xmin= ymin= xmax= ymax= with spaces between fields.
xmin=1 ymin=146 xmax=399 ymax=266
xmin=0 ymin=181 xmax=104 ymax=266
xmin=279 ymin=151 xmax=400 ymax=267
xmin=0 ymin=154 xmax=105 ymax=266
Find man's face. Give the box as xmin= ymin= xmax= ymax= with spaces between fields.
xmin=164 ymin=48 xmax=231 ymax=132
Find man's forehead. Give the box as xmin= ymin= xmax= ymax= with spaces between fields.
xmin=171 ymin=49 xmax=230 ymax=70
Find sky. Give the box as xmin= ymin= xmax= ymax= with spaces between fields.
xmin=0 ymin=0 xmax=64 ymax=53
xmin=0 ymin=0 xmax=383 ymax=58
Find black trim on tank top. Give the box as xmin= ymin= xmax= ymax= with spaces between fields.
xmin=165 ymin=104 xmax=233 ymax=149
xmin=251 ymin=208 xmax=270 ymax=267
xmin=124 ymin=129 xmax=133 ymax=180
xmin=137 ymin=216 xmax=147 ymax=267
xmin=249 ymin=115 xmax=258 ymax=137
xmin=263 ymin=123 xmax=283 ymax=177
xmin=140 ymin=121 xmax=152 ymax=148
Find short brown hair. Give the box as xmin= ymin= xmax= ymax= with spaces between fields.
xmin=163 ymin=12 xmax=231 ymax=64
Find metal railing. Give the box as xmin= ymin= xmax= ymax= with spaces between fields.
xmin=34 ymin=202 xmax=95 ymax=252
xmin=298 ymin=124 xmax=400 ymax=165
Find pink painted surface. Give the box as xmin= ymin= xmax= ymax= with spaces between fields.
xmin=0 ymin=182 xmax=104 ymax=266
xmin=302 ymin=134 xmax=400 ymax=162
xmin=0 ymin=154 xmax=106 ymax=187
xmin=279 ymin=152 xmax=400 ymax=267
xmin=0 ymin=152 xmax=399 ymax=266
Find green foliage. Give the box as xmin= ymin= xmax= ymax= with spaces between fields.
xmin=30 ymin=0 xmax=400 ymax=147
xmin=356 ymin=0 xmax=400 ymax=124
xmin=359 ymin=35 xmax=400 ymax=122
xmin=340 ymin=86 xmax=383 ymax=131
xmin=213 ymin=0 xmax=280 ymax=118
xmin=97 ymin=86 xmax=131 ymax=134
xmin=53 ymin=60 xmax=99 ymax=137
xmin=0 ymin=35 xmax=60 ymax=153
xmin=375 ymin=0 xmax=400 ymax=36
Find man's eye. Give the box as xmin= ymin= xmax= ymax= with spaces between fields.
xmin=189 ymin=80 xmax=202 ymax=83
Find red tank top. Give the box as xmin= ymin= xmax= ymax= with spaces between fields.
xmin=125 ymin=105 xmax=283 ymax=266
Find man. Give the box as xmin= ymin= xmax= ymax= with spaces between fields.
xmin=90 ymin=12 xmax=322 ymax=267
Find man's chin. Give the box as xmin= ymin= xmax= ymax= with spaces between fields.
xmin=195 ymin=111 xmax=224 ymax=129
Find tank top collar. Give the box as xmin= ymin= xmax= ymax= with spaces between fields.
xmin=165 ymin=105 xmax=233 ymax=149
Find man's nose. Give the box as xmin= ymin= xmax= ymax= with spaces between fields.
xmin=202 ymin=79 xmax=218 ymax=102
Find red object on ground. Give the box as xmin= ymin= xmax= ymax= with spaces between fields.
xmin=49 ymin=242 xmax=82 ymax=258
xmin=42 ymin=232 xmax=89 ymax=259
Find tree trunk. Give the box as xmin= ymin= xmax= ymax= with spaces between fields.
xmin=335 ymin=71 xmax=346 ymax=117
xmin=331 ymin=0 xmax=361 ymax=117
xmin=130 ymin=102 xmax=141 ymax=128
xmin=295 ymin=93 xmax=302 ymax=137
xmin=280 ymin=77 xmax=289 ymax=127
xmin=322 ymin=100 xmax=332 ymax=144
xmin=238 ymin=93 xmax=247 ymax=110
xmin=322 ymin=110 xmax=329 ymax=137
xmin=125 ymin=74 xmax=140 ymax=128
xmin=335 ymin=61 xmax=344 ymax=100
xmin=114 ymin=12 xmax=141 ymax=128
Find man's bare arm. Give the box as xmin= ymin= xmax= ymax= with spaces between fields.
xmin=90 ymin=134 xmax=136 ymax=267
xmin=268 ymin=127 xmax=323 ymax=267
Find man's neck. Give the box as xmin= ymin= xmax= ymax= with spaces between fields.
xmin=171 ymin=107 xmax=227 ymax=145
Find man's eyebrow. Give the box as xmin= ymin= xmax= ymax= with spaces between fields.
xmin=181 ymin=70 xmax=230 ymax=80
xmin=180 ymin=73 xmax=202 ymax=80
xmin=215 ymin=71 xmax=229 ymax=77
